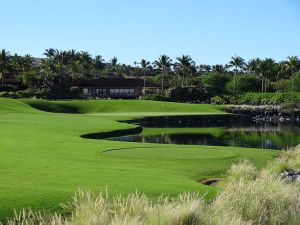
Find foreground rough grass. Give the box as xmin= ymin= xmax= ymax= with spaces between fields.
xmin=4 ymin=147 xmax=300 ymax=225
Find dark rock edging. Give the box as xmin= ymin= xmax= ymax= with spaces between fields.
xmin=125 ymin=114 xmax=252 ymax=128
xmin=200 ymin=178 xmax=221 ymax=186
xmin=81 ymin=126 xmax=143 ymax=139
xmin=226 ymin=106 xmax=300 ymax=124
xmin=281 ymin=170 xmax=300 ymax=183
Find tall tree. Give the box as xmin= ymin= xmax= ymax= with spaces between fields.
xmin=54 ymin=50 xmax=71 ymax=88
xmin=92 ymin=55 xmax=105 ymax=78
xmin=228 ymin=55 xmax=246 ymax=93
xmin=76 ymin=51 xmax=93 ymax=79
xmin=0 ymin=49 xmax=12 ymax=86
xmin=175 ymin=55 xmax=195 ymax=87
xmin=212 ymin=64 xmax=227 ymax=73
xmin=247 ymin=58 xmax=261 ymax=76
xmin=43 ymin=49 xmax=71 ymax=88
xmin=153 ymin=55 xmax=172 ymax=92
xmin=11 ymin=54 xmax=33 ymax=85
xmin=110 ymin=57 xmax=120 ymax=77
xmin=139 ymin=59 xmax=151 ymax=95
xmin=44 ymin=48 xmax=56 ymax=58
xmin=203 ymin=65 xmax=211 ymax=74
xmin=259 ymin=58 xmax=276 ymax=93
xmin=285 ymin=56 xmax=300 ymax=92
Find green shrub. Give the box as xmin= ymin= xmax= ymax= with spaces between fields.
xmin=226 ymin=74 xmax=261 ymax=93
xmin=292 ymin=72 xmax=300 ymax=92
xmin=211 ymin=92 xmax=300 ymax=105
xmin=169 ymin=86 xmax=209 ymax=103
xmin=141 ymin=93 xmax=169 ymax=101
xmin=0 ymin=91 xmax=9 ymax=97
xmin=271 ymin=79 xmax=291 ymax=92
xmin=238 ymin=74 xmax=261 ymax=92
xmin=202 ymin=73 xmax=230 ymax=95
xmin=0 ymin=85 xmax=18 ymax=92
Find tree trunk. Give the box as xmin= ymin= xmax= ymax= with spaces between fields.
xmin=143 ymin=70 xmax=146 ymax=96
xmin=60 ymin=73 xmax=62 ymax=88
xmin=261 ymin=75 xmax=264 ymax=93
xmin=233 ymin=66 xmax=237 ymax=93
xmin=161 ymin=68 xmax=164 ymax=93
xmin=291 ymin=70 xmax=294 ymax=93
xmin=264 ymin=79 xmax=267 ymax=93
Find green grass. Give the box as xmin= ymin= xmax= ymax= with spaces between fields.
xmin=23 ymin=99 xmax=226 ymax=114
xmin=7 ymin=150 xmax=300 ymax=225
xmin=0 ymin=98 xmax=277 ymax=221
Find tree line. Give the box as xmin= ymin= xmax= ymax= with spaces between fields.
xmin=0 ymin=48 xmax=299 ymax=98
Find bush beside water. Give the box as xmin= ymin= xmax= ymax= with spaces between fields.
xmin=211 ymin=92 xmax=300 ymax=105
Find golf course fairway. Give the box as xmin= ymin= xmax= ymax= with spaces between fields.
xmin=0 ymin=98 xmax=277 ymax=220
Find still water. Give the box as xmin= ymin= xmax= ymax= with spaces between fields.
xmin=110 ymin=124 xmax=300 ymax=150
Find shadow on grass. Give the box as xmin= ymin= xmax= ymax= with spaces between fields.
xmin=80 ymin=126 xmax=143 ymax=139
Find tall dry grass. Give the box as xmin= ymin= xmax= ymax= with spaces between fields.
xmin=3 ymin=147 xmax=300 ymax=225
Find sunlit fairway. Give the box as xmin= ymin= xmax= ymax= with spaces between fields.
xmin=0 ymin=98 xmax=277 ymax=220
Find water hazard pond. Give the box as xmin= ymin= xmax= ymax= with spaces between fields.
xmin=109 ymin=123 xmax=300 ymax=150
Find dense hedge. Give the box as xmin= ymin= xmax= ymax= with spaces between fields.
xmin=0 ymin=85 xmax=18 ymax=92
xmin=0 ymin=88 xmax=80 ymax=99
xmin=211 ymin=92 xmax=300 ymax=105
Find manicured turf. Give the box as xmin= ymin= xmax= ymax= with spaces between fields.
xmin=0 ymin=98 xmax=277 ymax=221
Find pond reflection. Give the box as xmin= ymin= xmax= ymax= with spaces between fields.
xmin=110 ymin=124 xmax=300 ymax=150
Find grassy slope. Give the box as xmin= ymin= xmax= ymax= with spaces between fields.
xmin=0 ymin=99 xmax=277 ymax=220
xmin=23 ymin=99 xmax=226 ymax=114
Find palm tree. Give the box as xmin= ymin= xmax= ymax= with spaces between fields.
xmin=10 ymin=54 xmax=33 ymax=83
xmin=153 ymin=55 xmax=172 ymax=92
xmin=0 ymin=49 xmax=12 ymax=86
xmin=212 ymin=64 xmax=227 ymax=73
xmin=175 ymin=55 xmax=195 ymax=87
xmin=285 ymin=56 xmax=300 ymax=92
xmin=76 ymin=51 xmax=93 ymax=79
xmin=110 ymin=57 xmax=119 ymax=76
xmin=55 ymin=50 xmax=70 ymax=87
xmin=228 ymin=55 xmax=246 ymax=93
xmin=247 ymin=58 xmax=261 ymax=76
xmin=93 ymin=55 xmax=105 ymax=78
xmin=23 ymin=54 xmax=33 ymax=72
xmin=259 ymin=58 xmax=276 ymax=93
xmin=44 ymin=48 xmax=56 ymax=58
xmin=139 ymin=59 xmax=151 ymax=95
xmin=203 ymin=65 xmax=211 ymax=74
xmin=39 ymin=58 xmax=55 ymax=88
xmin=197 ymin=64 xmax=205 ymax=75
xmin=43 ymin=49 xmax=71 ymax=88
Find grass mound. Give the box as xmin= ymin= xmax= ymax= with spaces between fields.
xmin=22 ymin=99 xmax=225 ymax=114
xmin=5 ymin=147 xmax=300 ymax=225
xmin=0 ymin=98 xmax=39 ymax=114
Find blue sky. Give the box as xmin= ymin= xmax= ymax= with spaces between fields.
xmin=1 ymin=0 xmax=300 ymax=65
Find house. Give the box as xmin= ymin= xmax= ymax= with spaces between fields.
xmin=72 ymin=77 xmax=164 ymax=98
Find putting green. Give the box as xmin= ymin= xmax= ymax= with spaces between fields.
xmin=0 ymin=98 xmax=277 ymax=220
